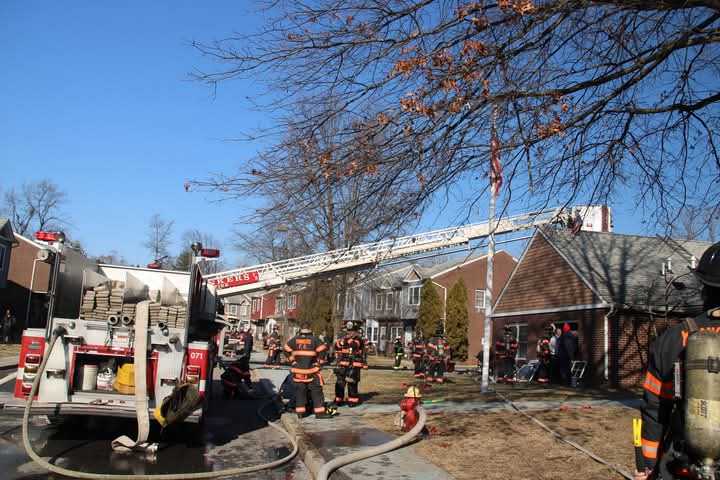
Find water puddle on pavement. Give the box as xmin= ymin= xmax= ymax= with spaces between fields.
xmin=305 ymin=428 xmax=391 ymax=449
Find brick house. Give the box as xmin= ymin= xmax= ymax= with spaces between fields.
xmin=249 ymin=286 xmax=302 ymax=340
xmin=0 ymin=233 xmax=53 ymax=335
xmin=342 ymin=252 xmax=516 ymax=358
xmin=493 ymin=227 xmax=709 ymax=387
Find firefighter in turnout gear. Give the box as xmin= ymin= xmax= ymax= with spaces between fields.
xmin=635 ymin=242 xmax=720 ymax=480
xmin=495 ymin=325 xmax=519 ymax=382
xmin=535 ymin=326 xmax=553 ymax=384
xmin=284 ymin=324 xmax=333 ymax=419
xmin=426 ymin=326 xmax=451 ymax=383
xmin=236 ymin=325 xmax=254 ymax=388
xmin=412 ymin=331 xmax=427 ymax=378
xmin=265 ymin=325 xmax=281 ymax=366
xmin=393 ymin=336 xmax=405 ymax=370
xmin=334 ymin=321 xmax=367 ymax=407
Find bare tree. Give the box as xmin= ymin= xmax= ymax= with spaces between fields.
xmin=673 ymin=205 xmax=720 ymax=241
xmin=143 ymin=214 xmax=174 ymax=268
xmin=94 ymin=250 xmax=128 ymax=265
xmin=3 ymin=180 xmax=67 ymax=235
xmin=193 ymin=0 xmax=720 ymax=231
xmin=175 ymin=229 xmax=226 ymax=273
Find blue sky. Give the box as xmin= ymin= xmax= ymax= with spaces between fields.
xmin=1 ymin=2 xmax=643 ymax=267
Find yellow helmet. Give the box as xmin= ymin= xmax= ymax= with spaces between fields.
xmin=404 ymin=386 xmax=422 ymax=398
xmin=113 ymin=363 xmax=135 ymax=394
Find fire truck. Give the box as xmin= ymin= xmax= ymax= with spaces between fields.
xmin=7 ymin=205 xmax=611 ymax=424
xmin=6 ymin=234 xmax=219 ymax=423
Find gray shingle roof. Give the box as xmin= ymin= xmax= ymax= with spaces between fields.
xmin=541 ymin=227 xmax=710 ymax=312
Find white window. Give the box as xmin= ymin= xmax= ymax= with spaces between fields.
xmin=252 ymin=298 xmax=260 ymax=313
xmin=375 ymin=293 xmax=384 ymax=311
xmin=408 ymin=286 xmax=421 ymax=306
xmin=228 ymin=304 xmax=238 ymax=316
xmin=475 ymin=289 xmax=486 ymax=312
xmin=390 ymin=326 xmax=403 ymax=340
xmin=288 ymin=294 xmax=297 ymax=309
xmin=240 ymin=304 xmax=250 ymax=316
xmin=386 ymin=292 xmax=394 ymax=311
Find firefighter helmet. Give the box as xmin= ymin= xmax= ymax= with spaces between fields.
xmin=695 ymin=242 xmax=720 ymax=288
xmin=404 ymin=386 xmax=422 ymax=398
xmin=345 ymin=321 xmax=355 ymax=331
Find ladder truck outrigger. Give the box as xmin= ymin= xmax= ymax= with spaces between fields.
xmin=8 ymin=205 xmax=605 ymax=426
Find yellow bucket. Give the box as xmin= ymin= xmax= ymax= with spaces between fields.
xmin=113 ymin=363 xmax=135 ymax=394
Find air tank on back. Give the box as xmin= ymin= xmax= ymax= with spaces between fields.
xmin=684 ymin=330 xmax=720 ymax=474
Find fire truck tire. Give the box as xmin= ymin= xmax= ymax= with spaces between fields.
xmin=23 ymin=330 xmax=299 ymax=480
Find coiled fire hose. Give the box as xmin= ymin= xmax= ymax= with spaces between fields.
xmin=316 ymin=407 xmax=427 ymax=480
xmin=22 ymin=325 xmax=298 ymax=479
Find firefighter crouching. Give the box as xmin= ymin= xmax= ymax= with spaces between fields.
xmin=393 ymin=336 xmax=405 ymax=370
xmin=265 ymin=325 xmax=282 ymax=366
xmin=426 ymin=326 xmax=451 ymax=383
xmin=334 ymin=321 xmax=367 ymax=407
xmin=284 ymin=324 xmax=333 ymax=419
xmin=535 ymin=326 xmax=553 ymax=384
xmin=635 ymin=241 xmax=720 ymax=480
xmin=412 ymin=331 xmax=427 ymax=378
xmin=495 ymin=325 xmax=518 ymax=382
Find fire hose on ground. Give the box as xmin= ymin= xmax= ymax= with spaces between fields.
xmin=20 ymin=300 xmax=428 ymax=479
xmin=496 ymin=391 xmax=633 ymax=480
xmin=315 ymin=406 xmax=427 ymax=480
xmin=21 ymin=301 xmax=299 ymax=480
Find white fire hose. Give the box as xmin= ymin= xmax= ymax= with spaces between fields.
xmin=316 ymin=407 xmax=427 ymax=480
xmin=21 ymin=300 xmax=299 ymax=479
xmin=20 ymin=301 xmax=426 ymax=480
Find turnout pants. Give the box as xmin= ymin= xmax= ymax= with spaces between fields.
xmin=334 ymin=366 xmax=361 ymax=405
xmin=427 ymin=359 xmax=446 ymax=383
xmin=535 ymin=359 xmax=550 ymax=383
xmin=294 ymin=374 xmax=325 ymax=416
xmin=266 ymin=348 xmax=280 ymax=365
xmin=413 ymin=356 xmax=426 ymax=377
xmin=237 ymin=356 xmax=252 ymax=387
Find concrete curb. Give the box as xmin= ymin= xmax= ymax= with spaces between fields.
xmin=0 ymin=356 xmax=18 ymax=369
xmin=280 ymin=412 xmax=330 ymax=480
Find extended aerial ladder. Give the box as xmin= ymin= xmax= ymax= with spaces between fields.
xmin=206 ymin=206 xmax=574 ymax=297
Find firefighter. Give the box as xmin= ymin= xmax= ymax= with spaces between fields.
xmin=265 ymin=326 xmax=281 ymax=366
xmin=426 ymin=326 xmax=451 ymax=383
xmin=283 ymin=323 xmax=332 ymax=419
xmin=495 ymin=325 xmax=518 ymax=382
xmin=535 ymin=325 xmax=553 ymax=384
xmin=235 ymin=325 xmax=253 ymax=389
xmin=635 ymin=242 xmax=720 ymax=480
xmin=333 ymin=321 xmax=367 ymax=407
xmin=393 ymin=336 xmax=405 ymax=370
xmin=411 ymin=330 xmax=427 ymax=378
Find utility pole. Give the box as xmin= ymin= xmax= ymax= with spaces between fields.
xmin=481 ymin=106 xmax=501 ymax=393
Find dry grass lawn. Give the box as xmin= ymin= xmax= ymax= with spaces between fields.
xmin=324 ymin=367 xmax=638 ymax=405
xmin=365 ymin=406 xmax=636 ymax=480
xmin=0 ymin=343 xmax=21 ymax=359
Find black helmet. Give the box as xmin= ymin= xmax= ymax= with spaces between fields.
xmin=695 ymin=242 xmax=720 ymax=288
xmin=435 ymin=324 xmax=444 ymax=336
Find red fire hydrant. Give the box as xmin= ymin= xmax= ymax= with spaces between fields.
xmin=399 ymin=386 xmax=422 ymax=432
